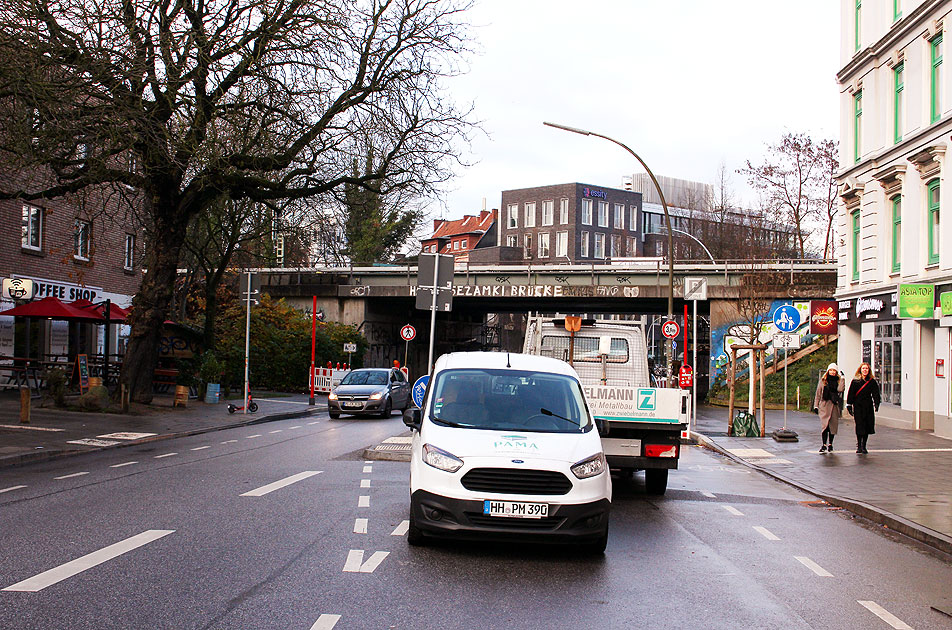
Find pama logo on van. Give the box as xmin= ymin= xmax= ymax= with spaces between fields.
xmin=494 ymin=434 xmax=540 ymax=450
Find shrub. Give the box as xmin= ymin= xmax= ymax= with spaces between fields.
xmin=44 ymin=367 xmax=68 ymax=407
xmin=78 ymin=385 xmax=109 ymax=411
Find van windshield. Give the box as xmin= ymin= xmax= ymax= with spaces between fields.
xmin=429 ymin=368 xmax=592 ymax=433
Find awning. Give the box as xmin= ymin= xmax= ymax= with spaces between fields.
xmin=70 ymin=300 xmax=129 ymax=322
xmin=0 ymin=296 xmax=103 ymax=321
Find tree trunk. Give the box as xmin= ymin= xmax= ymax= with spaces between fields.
xmin=203 ymin=282 xmax=218 ymax=354
xmin=120 ymin=205 xmax=190 ymax=403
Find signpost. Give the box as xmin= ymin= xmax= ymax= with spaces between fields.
xmin=343 ymin=342 xmax=356 ymax=367
xmin=400 ymin=324 xmax=416 ymax=369
xmin=416 ymin=253 xmax=455 ymax=373
xmin=683 ymin=277 xmax=707 ymax=433
xmin=772 ymin=305 xmax=801 ymax=442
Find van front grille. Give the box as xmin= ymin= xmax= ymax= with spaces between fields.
xmin=460 ymin=468 xmax=572 ymax=495
xmin=465 ymin=513 xmax=563 ymax=530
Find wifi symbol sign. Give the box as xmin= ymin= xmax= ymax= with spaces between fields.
xmin=2 ymin=278 xmax=34 ymax=301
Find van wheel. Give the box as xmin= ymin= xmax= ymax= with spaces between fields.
xmin=407 ymin=515 xmax=426 ymax=546
xmin=587 ymin=525 xmax=609 ymax=554
xmin=645 ymin=468 xmax=668 ymax=495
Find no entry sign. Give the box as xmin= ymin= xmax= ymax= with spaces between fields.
xmin=400 ymin=324 xmax=416 ymax=342
xmin=661 ymin=320 xmax=680 ymax=339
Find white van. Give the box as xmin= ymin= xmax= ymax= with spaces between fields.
xmin=402 ymin=351 xmax=612 ymax=552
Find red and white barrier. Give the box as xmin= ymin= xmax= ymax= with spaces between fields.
xmin=310 ymin=367 xmax=350 ymax=394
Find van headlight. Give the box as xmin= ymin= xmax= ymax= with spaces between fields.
xmin=423 ymin=444 xmax=464 ymax=473
xmin=571 ymin=453 xmax=606 ymax=479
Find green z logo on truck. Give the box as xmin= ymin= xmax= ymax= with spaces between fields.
xmin=637 ymin=389 xmax=656 ymax=411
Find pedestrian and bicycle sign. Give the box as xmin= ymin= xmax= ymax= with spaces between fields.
xmin=400 ymin=324 xmax=416 ymax=342
xmin=412 ymin=375 xmax=430 ymax=408
xmin=773 ymin=333 xmax=801 ymax=349
xmin=772 ymin=305 xmax=801 ymax=333
xmin=661 ymin=320 xmax=680 ymax=339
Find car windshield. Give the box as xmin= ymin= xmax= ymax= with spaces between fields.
xmin=429 ymin=368 xmax=591 ymax=433
xmin=340 ymin=370 xmax=388 ymax=386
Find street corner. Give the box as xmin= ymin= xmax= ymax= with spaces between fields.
xmin=363 ymin=435 xmax=412 ymax=462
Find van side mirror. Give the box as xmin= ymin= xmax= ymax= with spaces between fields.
xmin=403 ymin=408 xmax=422 ymax=431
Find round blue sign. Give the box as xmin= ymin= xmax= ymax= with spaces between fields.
xmin=773 ymin=304 xmax=801 ymax=333
xmin=411 ymin=375 xmax=430 ymax=408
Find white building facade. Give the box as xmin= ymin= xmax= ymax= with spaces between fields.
xmin=837 ymin=0 xmax=952 ymax=437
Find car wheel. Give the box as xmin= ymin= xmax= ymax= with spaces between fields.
xmin=379 ymin=398 xmax=392 ymax=418
xmin=329 ymin=411 xmax=340 ymax=419
xmin=407 ymin=514 xmax=426 ymax=546
xmin=645 ymin=468 xmax=668 ymax=495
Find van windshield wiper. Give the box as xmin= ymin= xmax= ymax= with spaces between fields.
xmin=431 ymin=415 xmax=475 ymax=428
xmin=540 ymin=408 xmax=579 ymax=427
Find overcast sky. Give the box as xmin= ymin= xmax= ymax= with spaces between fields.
xmin=436 ymin=0 xmax=840 ymax=220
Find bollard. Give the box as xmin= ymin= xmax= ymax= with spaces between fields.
xmin=20 ymin=387 xmax=30 ymax=424
xmin=121 ymin=383 xmax=130 ymax=413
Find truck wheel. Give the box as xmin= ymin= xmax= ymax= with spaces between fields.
xmin=407 ymin=515 xmax=426 ymax=546
xmin=645 ymin=468 xmax=668 ymax=495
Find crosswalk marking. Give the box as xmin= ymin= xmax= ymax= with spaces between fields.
xmin=2 ymin=530 xmax=175 ymax=592
xmin=753 ymin=526 xmax=780 ymax=541
xmin=310 ymin=614 xmax=342 ymax=630
xmin=110 ymin=462 xmax=138 ymax=468
xmin=342 ymin=550 xmax=389 ymax=573
xmin=723 ymin=506 xmax=744 ymax=516
xmin=857 ymin=601 xmax=913 ymax=629
xmin=795 ymin=556 xmax=833 ymax=577
xmin=240 ymin=471 xmax=323 ymax=497
xmin=362 ymin=465 xmax=372 ymax=474
xmin=358 ymin=496 xmax=370 ymax=508
xmin=0 ymin=485 xmax=27 ymax=494
xmin=54 ymin=472 xmax=88 ymax=480
xmin=354 ymin=518 xmax=368 ymax=534
xmin=391 ymin=521 xmax=409 ymax=536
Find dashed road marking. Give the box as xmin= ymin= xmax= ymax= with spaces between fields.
xmin=723 ymin=506 xmax=744 ymax=516
xmin=155 ymin=453 xmax=178 ymax=459
xmin=191 ymin=446 xmax=211 ymax=451
xmin=391 ymin=521 xmax=409 ymax=536
xmin=857 ymin=601 xmax=913 ymax=629
xmin=360 ymin=479 xmax=371 ymax=488
xmin=795 ymin=556 xmax=833 ymax=577
xmin=342 ymin=550 xmax=389 ymax=573
xmin=354 ymin=518 xmax=368 ymax=534
xmin=308 ymin=422 xmax=320 ymax=425
xmin=289 ymin=426 xmax=302 ymax=429
xmin=221 ymin=440 xmax=238 ymax=444
xmin=362 ymin=465 xmax=372 ymax=474
xmin=358 ymin=496 xmax=370 ymax=508
xmin=246 ymin=434 xmax=262 ymax=439
xmin=364 ymin=461 xmax=372 ymax=464
xmin=2 ymin=529 xmax=175 ymax=592
xmin=240 ymin=471 xmax=323 ymax=497
xmin=310 ymin=614 xmax=342 ymax=630
xmin=269 ymin=430 xmax=282 ymax=434
xmin=753 ymin=526 xmax=780 ymax=541
xmin=54 ymin=472 xmax=89 ymax=480
xmin=110 ymin=462 xmax=138 ymax=468
xmin=0 ymin=485 xmax=26 ymax=494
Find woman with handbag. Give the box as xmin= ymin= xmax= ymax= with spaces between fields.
xmin=813 ymin=363 xmax=845 ymax=453
xmin=847 ymin=362 xmax=881 ymax=454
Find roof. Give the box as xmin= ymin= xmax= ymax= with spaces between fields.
xmin=430 ymin=211 xmax=495 ymax=239
xmin=434 ymin=351 xmax=577 ymax=378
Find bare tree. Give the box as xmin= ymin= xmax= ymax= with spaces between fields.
xmin=814 ymin=138 xmax=840 ymax=260
xmin=0 ymin=0 xmax=474 ymax=401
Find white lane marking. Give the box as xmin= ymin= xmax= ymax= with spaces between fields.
xmin=857 ymin=601 xmax=913 ymax=629
xmin=221 ymin=440 xmax=238 ymax=444
xmin=54 ymin=472 xmax=89 ymax=480
xmin=2 ymin=529 xmax=175 ymax=592
xmin=67 ymin=438 xmax=120 ymax=447
xmin=191 ymin=446 xmax=211 ymax=451
xmin=310 ymin=614 xmax=342 ymax=630
xmin=753 ymin=526 xmax=780 ymax=541
xmin=0 ymin=424 xmax=64 ymax=432
xmin=97 ymin=432 xmax=157 ymax=440
xmin=391 ymin=521 xmax=409 ymax=536
xmin=269 ymin=430 xmax=282 ymax=434
xmin=308 ymin=421 xmax=320 ymax=425
xmin=866 ymin=448 xmax=952 ymax=453
xmin=795 ymin=556 xmax=833 ymax=577
xmin=0 ymin=485 xmax=27 ymax=494
xmin=364 ymin=461 xmax=372 ymax=464
xmin=354 ymin=518 xmax=368 ymax=534
xmin=723 ymin=506 xmax=744 ymax=516
xmin=702 ymin=491 xmax=717 ymax=498
xmin=360 ymin=479 xmax=371 ymax=488
xmin=154 ymin=453 xmax=178 ymax=459
xmin=110 ymin=462 xmax=138 ymax=468
xmin=240 ymin=471 xmax=323 ymax=497
xmin=246 ymin=434 xmax=262 ymax=439
xmin=727 ymin=448 xmax=775 ymax=458
xmin=358 ymin=496 xmax=370 ymax=508
xmin=342 ymin=550 xmax=389 ymax=573
xmin=362 ymin=465 xmax=372 ymax=474
xmin=289 ymin=425 xmax=302 ymax=429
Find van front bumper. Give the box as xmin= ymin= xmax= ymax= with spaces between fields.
xmin=410 ymin=489 xmax=610 ymax=544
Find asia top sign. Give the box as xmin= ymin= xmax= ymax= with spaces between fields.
xmin=898 ymin=284 xmax=934 ymax=319
xmin=940 ymin=291 xmax=952 ymax=317
xmin=809 ymin=300 xmax=838 ymax=335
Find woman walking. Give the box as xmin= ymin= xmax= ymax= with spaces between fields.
xmin=813 ymin=363 xmax=845 ymax=453
xmin=847 ymin=362 xmax=881 ymax=454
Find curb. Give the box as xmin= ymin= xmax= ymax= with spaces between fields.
xmin=692 ymin=430 xmax=952 ymax=557
xmin=0 ymin=404 xmax=327 ymax=471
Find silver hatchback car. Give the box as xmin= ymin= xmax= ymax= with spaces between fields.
xmin=328 ymin=368 xmax=411 ymax=418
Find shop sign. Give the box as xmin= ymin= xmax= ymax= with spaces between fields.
xmin=810 ymin=300 xmax=838 ymax=334
xmin=855 ymin=297 xmax=885 ymax=318
xmin=15 ymin=275 xmax=102 ymax=302
xmin=898 ymin=284 xmax=934 ymax=319
xmin=582 ymin=187 xmax=607 ymax=200
xmin=941 ymin=291 xmax=952 ymax=317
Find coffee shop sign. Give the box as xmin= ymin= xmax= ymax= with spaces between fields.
xmin=28 ymin=278 xmax=101 ymax=302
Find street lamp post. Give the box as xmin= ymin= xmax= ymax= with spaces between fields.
xmin=654 ymin=227 xmax=715 ymax=263
xmin=544 ymin=121 xmax=676 ymax=386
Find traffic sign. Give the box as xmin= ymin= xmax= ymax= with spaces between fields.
xmin=773 ymin=304 xmax=801 ymax=333
xmin=412 ymin=375 xmax=430 ymax=408
xmin=400 ymin=324 xmax=416 ymax=342
xmin=343 ymin=343 xmax=357 ymax=353
xmin=773 ymin=333 xmax=801 ymax=349
xmin=661 ymin=320 xmax=680 ymax=339
xmin=683 ymin=277 xmax=707 ymax=301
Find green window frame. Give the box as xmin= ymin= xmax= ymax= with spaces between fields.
xmin=894 ymin=63 xmax=903 ymax=144
xmin=851 ymin=209 xmax=861 ymax=281
xmin=855 ymin=0 xmax=862 ymax=51
xmin=927 ymin=179 xmax=940 ymax=265
xmin=854 ymin=91 xmax=863 ymax=163
xmin=891 ymin=196 xmax=901 ymax=273
xmin=932 ymin=34 xmax=943 ymax=123
xmin=894 ymin=0 xmax=901 ymax=21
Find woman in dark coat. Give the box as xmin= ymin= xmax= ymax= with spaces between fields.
xmin=813 ymin=363 xmax=845 ymax=452
xmin=847 ymin=362 xmax=881 ymax=454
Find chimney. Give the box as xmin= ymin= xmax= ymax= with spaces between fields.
xmin=479 ymin=209 xmax=491 ymax=222
xmin=482 ymin=197 xmax=487 ymax=211
xmin=432 ymin=218 xmax=444 ymax=232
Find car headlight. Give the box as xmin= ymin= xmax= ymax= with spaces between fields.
xmin=571 ymin=453 xmax=606 ymax=479
xmin=369 ymin=391 xmax=384 ymax=400
xmin=423 ymin=444 xmax=464 ymax=473
xmin=328 ymin=392 xmax=337 ymax=400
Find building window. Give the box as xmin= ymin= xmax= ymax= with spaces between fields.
xmin=508 ymin=204 xmax=518 ymax=229
xmin=556 ymin=231 xmax=568 ymax=258
xmin=855 ymin=0 xmax=861 ymax=51
xmin=559 ymin=198 xmax=568 ymax=224
xmin=644 ymin=212 xmax=661 ymax=234
xmin=853 ymin=90 xmax=862 ymax=163
xmin=581 ymin=199 xmax=592 ymax=225
xmin=894 ymin=0 xmax=901 ymax=21
xmin=597 ymin=201 xmax=608 ymax=227
xmin=74 ymin=219 xmax=91 ymax=260
xmin=124 ymin=234 xmax=135 ymax=270
xmin=274 ymin=234 xmax=285 ymax=265
xmin=538 ymin=232 xmax=550 ymax=257
xmin=613 ymin=203 xmax=624 ymax=229
xmin=932 ymin=34 xmax=943 ymax=123
xmin=524 ymin=202 xmax=536 ymax=228
xmin=891 ymin=197 xmax=901 ymax=273
xmin=927 ymin=178 xmax=940 ymax=264
xmin=594 ymin=233 xmax=605 ymax=259
xmin=21 ymin=204 xmax=42 ymax=250
xmin=894 ymin=62 xmax=903 ymax=144
xmin=523 ymin=233 xmax=532 ymax=259
xmin=541 ymin=200 xmax=554 ymax=226
xmin=580 ymin=231 xmax=589 ymax=257
xmin=630 ymin=206 xmax=638 ymax=231
xmin=610 ymin=234 xmax=621 ymax=258
xmin=506 ymin=235 xmax=517 ymax=248
xmin=851 ymin=209 xmax=860 ymax=281
xmin=452 ymin=240 xmax=459 ymax=250
xmin=626 ymin=236 xmax=636 ymax=256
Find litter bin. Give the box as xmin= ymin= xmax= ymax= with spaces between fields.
xmin=732 ymin=410 xmax=760 ymax=437
xmin=204 ymin=383 xmax=220 ymax=404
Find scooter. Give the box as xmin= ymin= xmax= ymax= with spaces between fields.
xmin=227 ymin=384 xmax=259 ymax=414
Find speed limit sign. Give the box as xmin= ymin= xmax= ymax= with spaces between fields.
xmin=661 ymin=320 xmax=680 ymax=339
xmin=400 ymin=324 xmax=416 ymax=342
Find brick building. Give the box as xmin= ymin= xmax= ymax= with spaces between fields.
xmin=420 ymin=209 xmax=496 ymax=261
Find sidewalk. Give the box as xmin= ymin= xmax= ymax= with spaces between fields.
xmin=0 ymin=390 xmax=325 ymax=469
xmin=693 ymin=403 xmax=952 ymax=556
